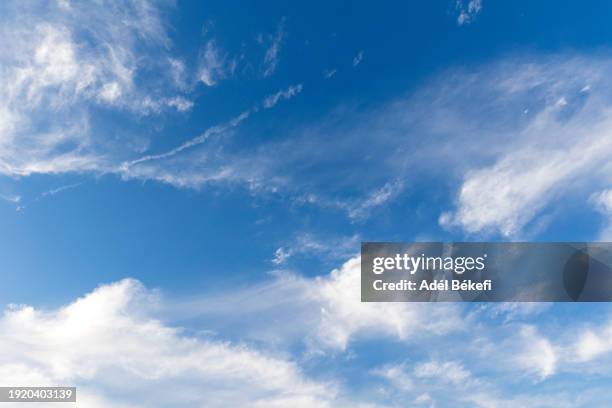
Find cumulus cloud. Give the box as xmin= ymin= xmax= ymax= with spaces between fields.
xmin=314 ymin=257 xmax=455 ymax=349
xmin=174 ymin=256 xmax=463 ymax=351
xmin=0 ymin=279 xmax=341 ymax=408
xmin=1 ymin=259 xmax=610 ymax=407
xmin=0 ymin=262 xmax=470 ymax=407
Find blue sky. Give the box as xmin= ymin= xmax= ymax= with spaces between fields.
xmin=2 ymin=0 xmax=612 ymax=407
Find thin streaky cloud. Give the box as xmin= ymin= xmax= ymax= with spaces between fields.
xmin=263 ymin=84 xmax=303 ymax=109
xmin=120 ymin=110 xmax=251 ymax=170
xmin=0 ymin=194 xmax=20 ymax=204
xmin=262 ymin=18 xmax=286 ymax=77
xmin=323 ymin=68 xmax=337 ymax=79
xmin=38 ymin=182 xmax=83 ymax=199
xmin=122 ymin=83 xmax=303 ymax=171
xmin=353 ymin=50 xmax=364 ymax=67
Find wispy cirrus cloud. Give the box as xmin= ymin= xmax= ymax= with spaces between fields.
xmin=198 ymin=40 xmax=238 ymax=87
xmin=261 ymin=18 xmax=286 ymax=77
xmin=272 ymin=232 xmax=360 ymax=266
xmin=0 ymin=193 xmax=20 ymax=204
xmin=353 ymin=51 xmax=364 ymax=67
xmin=263 ymin=84 xmax=303 ymax=109
xmin=119 ymin=83 xmax=303 ymax=182
xmin=323 ymin=68 xmax=337 ymax=79
xmin=121 ymin=54 xmax=612 ymax=230
xmin=438 ymin=56 xmax=612 ymax=236
xmin=455 ymin=0 xmax=482 ymax=25
xmin=4 ymin=0 xmax=612 ymax=236
xmin=0 ymin=0 xmax=192 ymax=177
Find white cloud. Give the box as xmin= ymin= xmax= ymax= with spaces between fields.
xmin=278 ymin=233 xmax=360 ymax=264
xmin=414 ymin=361 xmax=472 ymax=385
xmin=120 ymin=109 xmax=252 ymax=174
xmin=262 ymin=19 xmax=286 ymax=77
xmin=590 ymin=189 xmax=612 ymax=239
xmin=0 ymin=259 xmax=609 ymax=407
xmin=323 ymin=69 xmax=337 ymax=79
xmin=483 ymin=302 xmax=551 ymax=322
xmin=40 ymin=182 xmax=81 ymax=199
xmin=0 ymin=0 xmax=188 ymax=177
xmin=119 ymin=84 xmax=305 ymax=189
xmin=575 ymin=321 xmax=612 ymax=362
xmin=415 ymin=393 xmax=433 ymax=404
xmin=371 ymin=350 xmax=580 ymax=407
xmin=168 ymin=57 xmax=188 ymax=89
xmin=263 ymin=84 xmax=304 ymax=109
xmin=5 ymin=10 xmax=612 ymax=239
xmin=140 ymin=96 xmax=195 ymax=114
xmin=198 ymin=40 xmax=235 ymax=87
xmin=456 ymin=0 xmax=482 ymax=25
xmin=272 ymin=247 xmax=292 ymax=265
xmin=98 ymin=81 xmax=122 ymax=102
xmin=316 ymin=257 xmax=464 ymax=350
xmin=590 ymin=189 xmax=612 ymax=213
xmin=165 ymin=96 xmax=194 ymax=112
xmin=372 ymin=363 xmax=413 ymax=391
xmin=119 ymin=54 xmax=612 ymax=231
xmin=177 ymin=256 xmax=463 ymax=351
xmin=291 ymin=181 xmax=404 ymax=221
xmin=465 ymin=392 xmax=575 ymax=408
xmin=514 ymin=326 xmax=557 ymax=380
xmin=0 ymin=193 xmax=20 ymax=204
xmin=353 ymin=51 xmax=364 ymax=67
xmin=0 ymin=272 xmax=497 ymax=407
xmin=441 ymin=133 xmax=612 ymax=236
xmin=0 ymin=279 xmax=342 ymax=408
xmin=346 ymin=180 xmax=403 ymax=220
xmin=438 ymin=56 xmax=612 ymax=236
